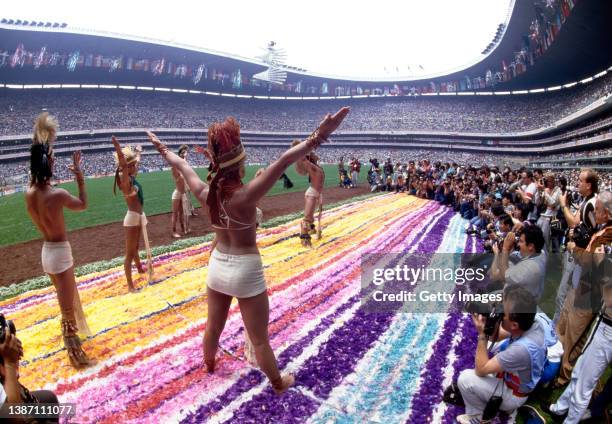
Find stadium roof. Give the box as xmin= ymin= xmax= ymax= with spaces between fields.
xmin=0 ymin=0 xmax=611 ymax=94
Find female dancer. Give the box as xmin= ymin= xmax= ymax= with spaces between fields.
xmin=147 ymin=106 xmax=349 ymax=393
xmin=293 ymin=142 xmax=325 ymax=246
xmin=112 ymin=136 xmax=153 ymax=292
xmin=171 ymin=146 xmax=188 ymax=238
xmin=25 ymin=112 xmax=95 ymax=368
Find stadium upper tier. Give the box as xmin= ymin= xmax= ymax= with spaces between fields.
xmin=1 ymin=69 xmax=612 ymax=140
xmin=1 ymin=0 xmax=611 ymax=93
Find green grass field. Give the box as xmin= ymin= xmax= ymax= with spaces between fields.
xmin=0 ymin=164 xmax=342 ymax=247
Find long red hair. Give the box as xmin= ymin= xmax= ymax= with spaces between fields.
xmin=205 ymin=117 xmax=244 ymax=226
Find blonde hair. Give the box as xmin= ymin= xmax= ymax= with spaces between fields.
xmin=113 ymin=146 xmax=139 ymax=167
xmin=32 ymin=112 xmax=58 ymax=144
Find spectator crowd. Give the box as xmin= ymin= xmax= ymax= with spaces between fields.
xmin=0 ymin=70 xmax=611 ymax=137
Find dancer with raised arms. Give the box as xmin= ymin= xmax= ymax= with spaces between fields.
xmin=25 ymin=112 xmax=95 ymax=368
xmin=147 ymin=106 xmax=349 ymax=393
xmin=112 ymin=136 xmax=153 ymax=292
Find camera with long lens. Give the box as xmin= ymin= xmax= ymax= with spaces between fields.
xmin=464 ymin=300 xmax=504 ymax=338
xmin=0 ymin=314 xmax=16 ymax=343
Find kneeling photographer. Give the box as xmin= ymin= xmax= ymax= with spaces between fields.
xmin=0 ymin=315 xmax=59 ymax=423
xmin=455 ymin=286 xmax=547 ymax=424
xmin=490 ymin=225 xmax=547 ymax=302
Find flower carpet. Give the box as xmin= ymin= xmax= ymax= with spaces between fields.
xmin=2 ymin=193 xmax=491 ymax=423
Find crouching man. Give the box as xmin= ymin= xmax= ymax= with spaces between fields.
xmin=457 ymin=285 xmax=547 ymax=424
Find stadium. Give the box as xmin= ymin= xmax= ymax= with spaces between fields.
xmin=0 ymin=0 xmax=611 ymax=422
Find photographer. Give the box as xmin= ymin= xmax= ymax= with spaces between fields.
xmin=337 ymin=157 xmax=346 ymax=187
xmin=490 ymin=225 xmax=547 ymax=302
xmin=559 ymin=168 xmax=598 ymax=232
xmin=0 ymin=326 xmax=59 ymax=423
xmin=480 ymin=205 xmax=506 ymax=240
xmin=535 ymin=173 xmax=561 ymax=251
xmin=383 ymin=158 xmax=393 ymax=179
xmin=466 ymin=194 xmax=494 ymax=236
xmin=516 ymin=171 xmax=537 ymax=207
xmin=554 ymin=169 xmax=599 ymax=385
xmin=349 ymin=157 xmax=360 ymax=186
xmin=484 ymin=214 xmax=513 ymax=253
xmin=456 ymin=286 xmax=547 ymax=424
xmin=548 ymin=192 xmax=612 ymax=422
xmin=369 ymin=168 xmax=384 ymax=193
xmin=556 ymin=191 xmax=611 ymax=388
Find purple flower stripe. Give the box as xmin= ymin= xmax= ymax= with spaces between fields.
xmin=223 ymin=210 xmax=453 ymax=423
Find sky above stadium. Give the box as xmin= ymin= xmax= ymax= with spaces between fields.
xmin=4 ymin=0 xmax=512 ymax=80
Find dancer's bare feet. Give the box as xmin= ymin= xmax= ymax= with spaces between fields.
xmin=62 ymin=320 xmax=97 ymax=368
xmin=271 ymin=374 xmax=295 ymax=394
xmin=205 ymin=357 xmax=215 ymax=373
xmin=172 ymin=232 xmax=182 ymax=239
xmin=300 ymin=235 xmax=312 ymax=247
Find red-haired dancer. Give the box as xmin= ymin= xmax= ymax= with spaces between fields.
xmin=147 ymin=107 xmax=349 ymax=393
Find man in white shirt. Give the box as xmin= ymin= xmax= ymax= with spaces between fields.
xmin=517 ymin=171 xmax=538 ymax=222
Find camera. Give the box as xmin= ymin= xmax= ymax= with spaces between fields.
xmin=483 ymin=236 xmax=504 ymax=252
xmin=0 ymin=314 xmax=16 ymax=343
xmin=568 ymin=222 xmax=594 ymax=249
xmin=464 ymin=300 xmax=504 ymax=338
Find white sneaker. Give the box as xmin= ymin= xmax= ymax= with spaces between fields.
xmin=456 ymin=414 xmax=483 ymax=424
xmin=506 ymin=409 xmax=518 ymax=424
xmin=580 ymin=409 xmax=592 ymax=421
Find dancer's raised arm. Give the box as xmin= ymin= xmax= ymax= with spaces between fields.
xmin=112 ymin=136 xmax=132 ymax=194
xmin=243 ymin=107 xmax=349 ymax=203
xmin=61 ymin=151 xmax=88 ymax=211
xmin=147 ymin=131 xmax=208 ymax=204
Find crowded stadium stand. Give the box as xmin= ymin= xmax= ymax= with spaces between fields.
xmin=1 ymin=0 xmax=611 ymax=182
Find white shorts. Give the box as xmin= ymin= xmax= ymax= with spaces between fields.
xmin=207 ymin=249 xmax=266 ymax=298
xmin=123 ymin=210 xmax=148 ymax=227
xmin=172 ymin=189 xmax=185 ymax=201
xmin=305 ymin=187 xmax=322 ymax=203
xmin=41 ymin=241 xmax=74 ymax=275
